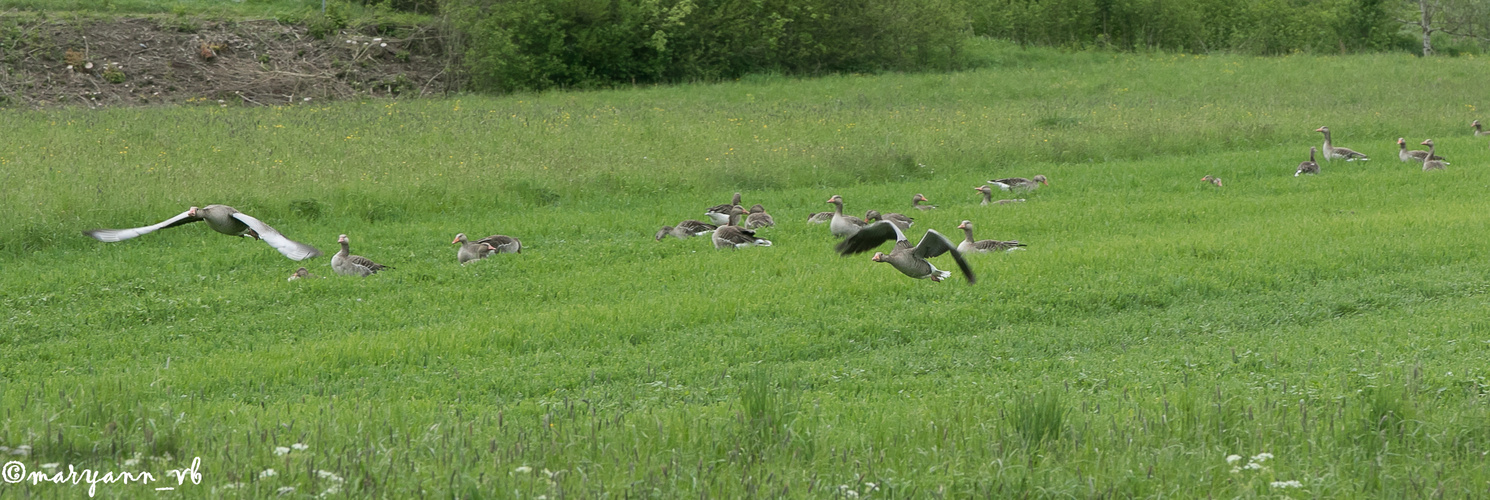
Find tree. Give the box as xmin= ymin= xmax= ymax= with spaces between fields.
xmin=1399 ymin=0 xmax=1490 ymax=55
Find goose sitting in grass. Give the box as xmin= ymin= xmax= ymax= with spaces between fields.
xmin=1201 ymin=175 xmax=1223 ymax=187
xmin=1397 ymin=137 xmax=1445 ymax=163
xmin=1315 ymin=127 xmax=1368 ymax=161
xmin=713 ymin=206 xmax=772 ymax=249
xmin=332 ymin=234 xmax=389 ymax=277
xmin=806 ymin=212 xmax=834 ymax=224
xmin=1420 ymin=140 xmax=1447 ymax=171
xmin=83 ymin=204 xmax=322 ymax=261
xmin=911 ymin=193 xmax=936 ymax=211
xmin=453 ymin=233 xmax=499 ymax=264
xmin=287 ymin=267 xmax=320 ymax=281
xmin=745 ymin=204 xmax=775 ymax=229
xmin=955 ymin=221 xmax=1026 ymax=253
xmin=864 ymin=209 xmax=913 ymax=230
xmin=655 ymin=220 xmax=717 ymax=241
xmin=1295 ymin=147 xmax=1320 ymax=176
xmin=988 ymin=175 xmax=1049 ymax=192
xmin=835 ymin=221 xmax=975 ymax=284
xmin=705 ymin=192 xmax=743 ymax=225
xmin=1474 ymin=120 xmax=1490 ymax=137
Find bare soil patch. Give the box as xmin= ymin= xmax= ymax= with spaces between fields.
xmin=0 ymin=16 xmax=447 ymax=107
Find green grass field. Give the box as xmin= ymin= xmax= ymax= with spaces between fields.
xmin=5 ymin=41 xmax=1490 ymax=497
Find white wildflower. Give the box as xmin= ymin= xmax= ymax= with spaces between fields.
xmin=303 ymin=97 xmax=312 ymax=101
xmin=1244 ymin=462 xmax=1264 ymax=470
xmin=1252 ymin=452 xmax=1273 ymax=462
xmin=1225 ymin=454 xmax=1241 ymax=464
xmin=41 ymin=463 xmax=59 ymax=470
xmin=221 ymin=482 xmax=244 ymax=489
xmin=316 ymin=470 xmax=344 ymax=482
xmin=321 ymin=484 xmax=342 ymax=496
xmin=865 ymin=482 xmax=879 ymax=491
xmin=514 ymin=466 xmax=532 ymax=474
xmin=12 ymin=445 xmax=31 ymax=457
xmin=259 ymin=469 xmax=278 ymax=478
xmin=380 ymin=43 xmax=387 ymax=48
xmin=291 ymin=443 xmax=309 ymax=451
xmin=273 ymin=446 xmax=291 ymax=456
xmin=846 ymin=490 xmax=859 ymax=498
xmin=1270 ymin=480 xmax=1303 ymax=488
xmin=373 ymin=37 xmax=382 ymax=42
xmin=1231 ymin=467 xmax=1241 ymax=474
xmin=276 ymin=486 xmax=296 ymax=495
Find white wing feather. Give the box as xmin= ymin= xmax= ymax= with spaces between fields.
xmin=83 ymin=210 xmax=197 ymax=242
xmin=230 ymin=212 xmax=323 ymax=261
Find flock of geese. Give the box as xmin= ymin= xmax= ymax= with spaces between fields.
xmin=80 ymin=122 xmax=1488 ymax=284
xmin=80 ymin=176 xmax=1049 ymax=286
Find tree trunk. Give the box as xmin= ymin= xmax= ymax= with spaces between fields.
xmin=1420 ymin=0 xmax=1434 ymax=56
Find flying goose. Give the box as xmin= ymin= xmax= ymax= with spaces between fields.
xmin=83 ymin=205 xmax=321 ymax=261
xmin=1474 ymin=120 xmax=1490 ymax=137
xmin=745 ymin=204 xmax=776 ymax=229
xmin=1296 ymin=147 xmax=1320 ymax=176
xmin=1315 ymin=127 xmax=1368 ymax=161
xmin=452 ymin=233 xmax=499 ymax=264
xmin=955 ymin=220 xmax=1025 ymax=253
xmin=826 ymin=195 xmax=869 ymax=238
xmin=655 ymin=220 xmax=717 ymax=241
xmin=704 ymin=193 xmax=743 ymax=225
xmin=864 ymin=209 xmax=913 ymax=230
xmin=1397 ymin=137 xmax=1445 ymax=163
xmin=911 ymin=194 xmax=937 ymax=211
xmin=988 ymin=175 xmax=1049 ymax=192
xmin=1420 ymin=140 xmax=1447 ymax=171
xmin=332 ymin=234 xmax=389 ymax=276
xmin=713 ymin=206 xmax=772 ymax=249
xmin=835 ymin=221 xmax=975 ymax=284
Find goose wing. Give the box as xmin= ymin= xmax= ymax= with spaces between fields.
xmin=835 ymin=221 xmax=905 ymax=255
xmin=913 ymin=229 xmax=975 ymax=284
xmin=229 ymin=212 xmax=322 ymax=261
xmin=83 ymin=209 xmax=201 ymax=242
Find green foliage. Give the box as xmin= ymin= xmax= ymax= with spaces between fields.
xmin=306 ymin=1 xmax=348 ymax=39
xmin=445 ymin=0 xmax=969 ymax=92
xmin=968 ymin=0 xmax=1412 ymax=54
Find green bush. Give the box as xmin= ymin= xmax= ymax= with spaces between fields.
xmin=443 ymin=0 xmax=969 ymax=93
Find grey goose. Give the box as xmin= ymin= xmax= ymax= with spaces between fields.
xmin=655 ymin=220 xmax=718 ymax=241
xmin=83 ymin=204 xmax=321 ymax=261
xmin=704 ymin=193 xmax=743 ymax=225
xmin=826 ymin=195 xmax=869 ymax=238
xmin=332 ymin=234 xmax=389 ymax=276
xmin=1315 ymin=127 xmax=1368 ymax=161
xmin=955 ymin=220 xmax=1025 ymax=253
xmin=835 ymin=221 xmax=974 ymax=284
xmin=1296 ymin=147 xmax=1320 ymax=176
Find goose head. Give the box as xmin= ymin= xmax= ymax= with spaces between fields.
xmin=1033 ymin=174 xmax=1049 ymax=186
xmin=1421 ymin=139 xmax=1435 ymax=147
xmin=186 ymin=206 xmax=200 ymax=217
xmin=912 ymin=193 xmax=930 ymax=204
xmin=452 ymin=233 xmax=468 ymax=244
xmin=974 ymin=185 xmax=992 ymax=195
xmin=871 ymin=252 xmax=888 ymax=263
xmin=654 ymin=227 xmax=672 ymax=241
xmin=748 ymin=204 xmax=766 ymax=213
xmin=864 ymin=209 xmax=882 ymax=221
xmin=1315 ymin=126 xmax=1329 ymax=134
xmin=292 ymin=267 xmax=309 ymax=278
xmin=1474 ymin=120 xmax=1482 ymax=129
xmin=338 ymin=234 xmax=349 ymax=244
xmin=956 ymin=220 xmax=972 ymax=230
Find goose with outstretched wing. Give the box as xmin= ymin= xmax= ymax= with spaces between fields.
xmin=834 ymin=221 xmax=975 ymax=284
xmin=83 ymin=205 xmax=321 ymax=261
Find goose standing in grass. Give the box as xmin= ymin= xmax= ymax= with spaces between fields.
xmin=1420 ymin=140 xmax=1447 ymax=171
xmin=1397 ymin=138 xmax=1445 ymax=163
xmin=83 ymin=205 xmax=322 ymax=261
xmin=955 ymin=220 xmax=1026 ymax=253
xmin=745 ymin=204 xmax=775 ymax=229
xmin=1315 ymin=127 xmax=1368 ymax=161
xmin=287 ymin=267 xmax=320 ymax=281
xmin=835 ymin=221 xmax=975 ymax=284
xmin=1474 ymin=120 xmax=1490 ymax=137
xmin=826 ymin=195 xmax=869 ymax=238
xmin=864 ymin=209 xmax=913 ymax=230
xmin=806 ymin=212 xmax=834 ymax=224
xmin=988 ymin=175 xmax=1049 ymax=192
xmin=911 ymin=194 xmax=937 ymax=211
xmin=704 ymin=193 xmax=743 ymax=225
xmin=1201 ymin=175 xmax=1223 ymax=187
xmin=452 ymin=233 xmax=499 ymax=264
xmin=1296 ymin=147 xmax=1320 ymax=176
xmin=332 ymin=234 xmax=389 ymax=276
xmin=655 ymin=220 xmax=717 ymax=241
xmin=713 ymin=206 xmax=772 ymax=249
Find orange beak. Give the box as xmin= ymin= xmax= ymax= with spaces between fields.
xmin=451 ymin=238 xmax=460 ymax=244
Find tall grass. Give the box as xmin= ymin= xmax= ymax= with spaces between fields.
xmin=4 ymin=41 xmax=1490 ymax=497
